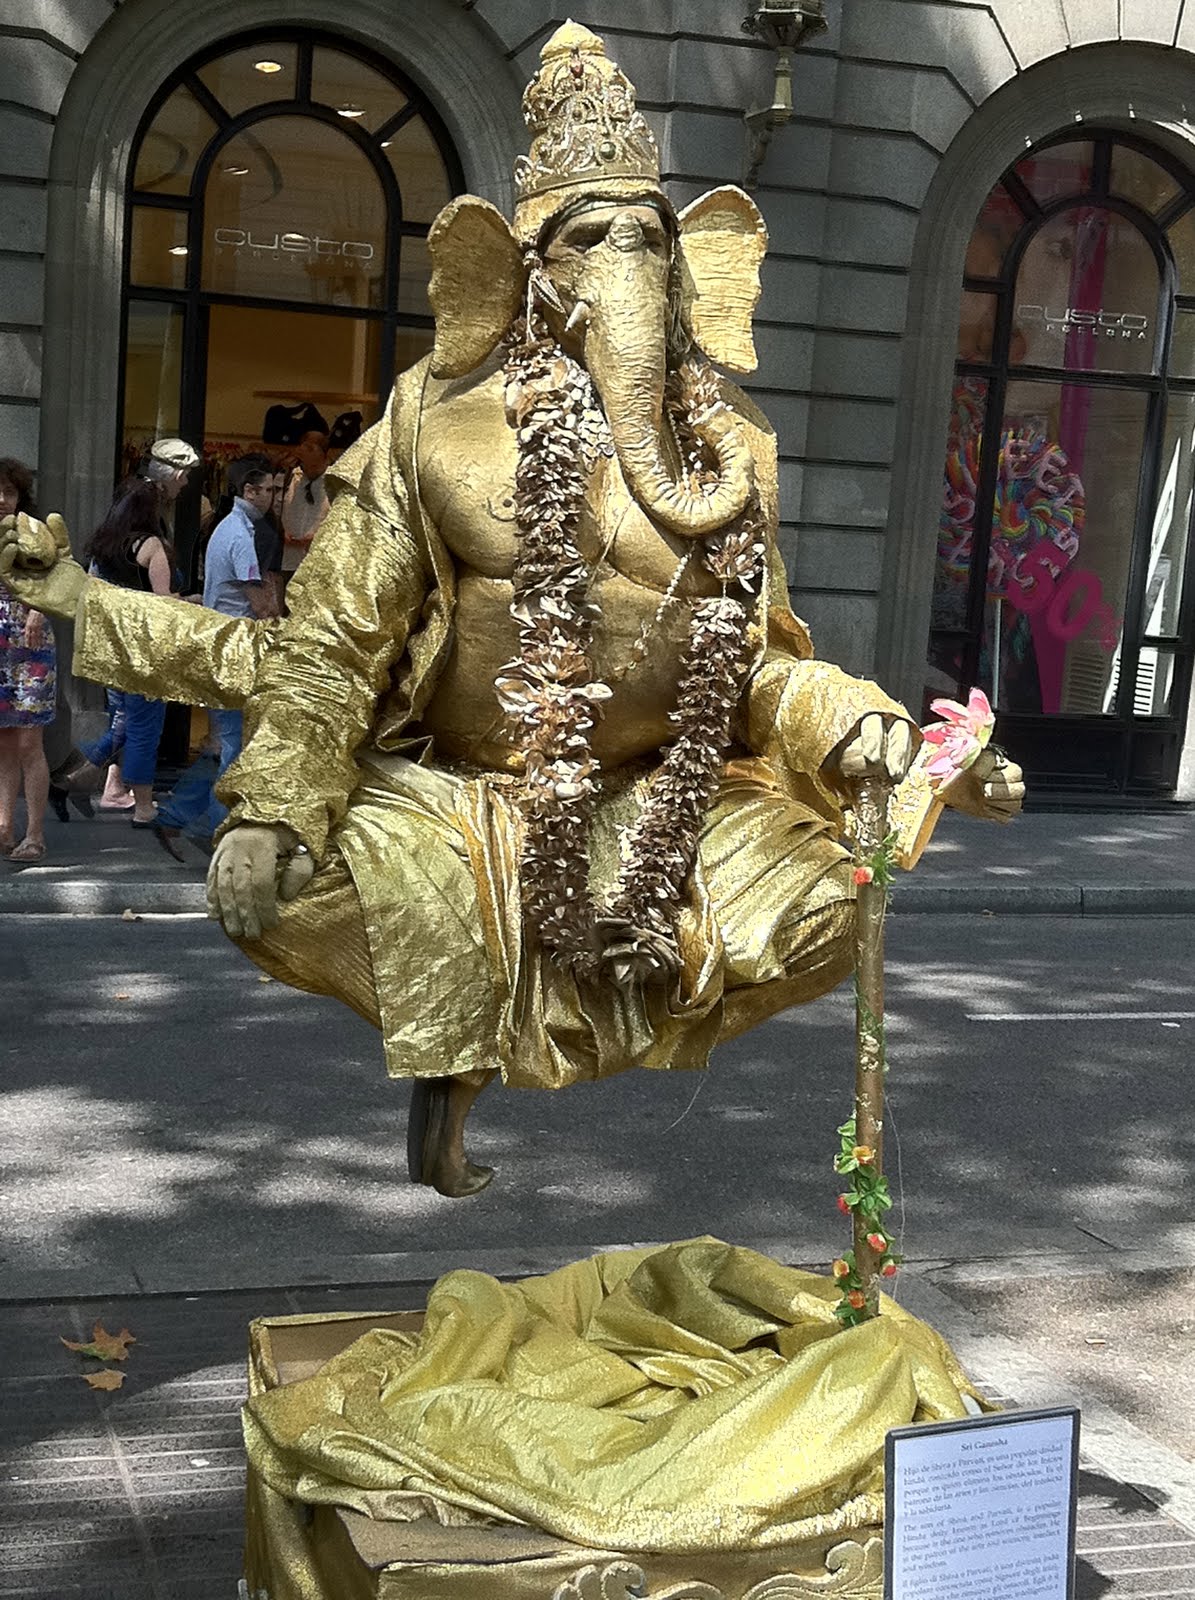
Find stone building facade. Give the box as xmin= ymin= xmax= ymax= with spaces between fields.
xmin=4 ymin=0 xmax=1195 ymax=800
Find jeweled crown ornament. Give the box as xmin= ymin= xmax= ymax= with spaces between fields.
xmin=513 ymin=21 xmax=661 ymax=240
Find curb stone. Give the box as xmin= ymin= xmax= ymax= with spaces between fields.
xmin=7 ymin=877 xmax=1195 ymax=916
xmin=1 ymin=878 xmax=208 ymax=914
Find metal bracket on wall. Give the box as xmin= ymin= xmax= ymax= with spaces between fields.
xmin=742 ymin=0 xmax=828 ymax=188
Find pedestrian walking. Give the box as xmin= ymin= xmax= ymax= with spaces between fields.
xmin=80 ymin=689 xmax=135 ymax=809
xmin=154 ymin=454 xmax=275 ymax=858
xmin=83 ymin=439 xmax=198 ymax=826
xmin=0 ymin=457 xmax=54 ymax=862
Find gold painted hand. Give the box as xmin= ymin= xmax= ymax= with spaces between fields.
xmin=832 ymin=712 xmax=914 ymax=785
xmin=942 ymin=747 xmax=1026 ymax=822
xmin=206 ymin=824 xmax=316 ymax=942
xmin=0 ymin=511 xmax=87 ymax=618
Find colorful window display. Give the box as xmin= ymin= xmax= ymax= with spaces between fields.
xmin=928 ymin=134 xmax=1195 ymax=793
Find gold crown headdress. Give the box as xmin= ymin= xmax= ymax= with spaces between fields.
xmin=513 ymin=22 xmax=662 ymax=242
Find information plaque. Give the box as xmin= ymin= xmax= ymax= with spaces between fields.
xmin=885 ymin=1406 xmax=1079 ymax=1600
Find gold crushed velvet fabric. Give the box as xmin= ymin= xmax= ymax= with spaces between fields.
xmin=242 ymin=1240 xmax=982 ymax=1556
xmin=239 ymin=747 xmax=854 ymax=1088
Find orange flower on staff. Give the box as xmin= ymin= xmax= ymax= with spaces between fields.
xmin=832 ymin=1258 xmax=851 ymax=1279
xmin=853 ymin=865 xmax=874 ymax=885
xmin=836 ymin=1194 xmax=851 ymax=1215
xmin=847 ymin=1290 xmax=866 ymax=1310
xmin=881 ymin=1261 xmax=898 ymax=1278
xmin=866 ymin=1232 xmax=887 ymax=1252
xmin=851 ymin=1145 xmax=875 ymax=1165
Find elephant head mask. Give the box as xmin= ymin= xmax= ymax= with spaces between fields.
xmin=425 ymin=22 xmax=768 ymax=540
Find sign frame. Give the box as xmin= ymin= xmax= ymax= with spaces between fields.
xmin=884 ymin=1405 xmax=1081 ymax=1600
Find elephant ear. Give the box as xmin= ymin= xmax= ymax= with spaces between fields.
xmin=428 ymin=196 xmax=524 ymax=379
xmin=676 ymin=186 xmax=768 ymax=374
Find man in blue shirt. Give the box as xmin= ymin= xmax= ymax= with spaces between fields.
xmin=155 ymin=456 xmax=275 ymax=856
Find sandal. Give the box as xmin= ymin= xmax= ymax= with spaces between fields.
xmin=8 ymin=839 xmax=46 ymax=863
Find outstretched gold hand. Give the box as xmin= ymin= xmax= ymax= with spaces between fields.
xmin=0 ymin=511 xmax=88 ymax=618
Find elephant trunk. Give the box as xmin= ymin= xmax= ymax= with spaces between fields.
xmin=582 ymin=222 xmax=752 ymax=540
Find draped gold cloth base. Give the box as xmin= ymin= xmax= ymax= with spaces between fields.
xmin=243 ymin=1240 xmax=983 ymax=1600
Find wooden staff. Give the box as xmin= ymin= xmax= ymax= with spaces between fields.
xmin=851 ymin=775 xmax=892 ymax=1318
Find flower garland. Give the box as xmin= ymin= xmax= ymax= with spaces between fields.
xmin=497 ymin=307 xmax=764 ymax=986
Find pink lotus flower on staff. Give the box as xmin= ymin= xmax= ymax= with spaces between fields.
xmin=921 ymin=687 xmax=994 ymax=781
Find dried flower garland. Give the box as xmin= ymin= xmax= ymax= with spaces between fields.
xmin=497 ymin=307 xmax=764 ymax=986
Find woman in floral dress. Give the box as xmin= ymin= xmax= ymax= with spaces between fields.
xmin=0 ymin=458 xmax=55 ymax=861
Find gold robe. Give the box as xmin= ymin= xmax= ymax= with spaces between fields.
xmin=72 ymin=360 xmax=910 ymax=1089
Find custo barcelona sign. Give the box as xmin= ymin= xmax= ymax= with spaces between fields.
xmin=1016 ymin=303 xmax=1150 ymax=341
xmin=213 ymin=228 xmax=376 ymax=262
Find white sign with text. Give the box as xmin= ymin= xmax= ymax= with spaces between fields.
xmin=885 ymin=1407 xmax=1079 ymax=1600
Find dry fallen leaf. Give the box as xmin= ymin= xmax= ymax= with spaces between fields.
xmin=61 ymin=1322 xmax=137 ymax=1362
xmin=83 ymin=1369 xmax=125 ymax=1391
xmin=113 ymin=992 xmax=131 ymax=1001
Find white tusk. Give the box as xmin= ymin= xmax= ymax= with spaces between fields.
xmin=565 ymin=300 xmax=591 ymax=334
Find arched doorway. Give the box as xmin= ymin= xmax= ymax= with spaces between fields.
xmin=120 ymin=28 xmax=462 ymax=564
xmin=926 ymin=132 xmax=1195 ymax=797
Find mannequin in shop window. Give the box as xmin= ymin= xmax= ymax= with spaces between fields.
xmin=0 ymin=23 xmax=1024 ymax=1198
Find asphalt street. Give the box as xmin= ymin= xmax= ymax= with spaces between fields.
xmin=5 ymin=908 xmax=1195 ymax=1597
xmin=2 ymin=909 xmax=1192 ymax=1293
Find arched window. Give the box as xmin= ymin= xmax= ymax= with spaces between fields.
xmin=120 ymin=30 xmax=461 ymax=551
xmin=927 ymin=133 xmax=1195 ymax=796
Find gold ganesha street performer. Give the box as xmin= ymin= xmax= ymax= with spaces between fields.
xmin=0 ymin=24 xmax=1022 ymax=1201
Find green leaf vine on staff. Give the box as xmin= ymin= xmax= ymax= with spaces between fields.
xmin=832 ymin=824 xmax=903 ymax=1326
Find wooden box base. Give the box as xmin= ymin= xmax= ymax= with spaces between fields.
xmin=244 ymin=1311 xmax=884 ymax=1600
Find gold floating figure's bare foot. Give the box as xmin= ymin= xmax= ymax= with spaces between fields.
xmin=407 ymin=1072 xmax=496 ymax=1198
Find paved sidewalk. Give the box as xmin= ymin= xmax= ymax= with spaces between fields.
xmin=3 ymin=802 xmax=1194 ymax=914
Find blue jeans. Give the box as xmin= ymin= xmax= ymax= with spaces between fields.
xmin=119 ymin=693 xmax=167 ymax=787
xmin=81 ymin=689 xmax=128 ymax=769
xmin=157 ymin=708 xmax=243 ymax=840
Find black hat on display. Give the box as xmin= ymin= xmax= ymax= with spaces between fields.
xmin=328 ymin=411 xmax=364 ymax=451
xmin=261 ymin=401 xmax=330 ymax=446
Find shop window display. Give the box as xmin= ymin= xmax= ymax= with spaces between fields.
xmin=929 ymin=132 xmax=1195 ymax=795
xmin=120 ymin=30 xmax=460 ymax=556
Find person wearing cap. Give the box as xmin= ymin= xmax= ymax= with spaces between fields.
xmin=79 ymin=442 xmax=198 ymax=824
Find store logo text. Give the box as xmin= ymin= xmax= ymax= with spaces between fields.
xmin=1017 ymin=303 xmax=1149 ymax=341
xmin=213 ymin=228 xmax=375 ymax=261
